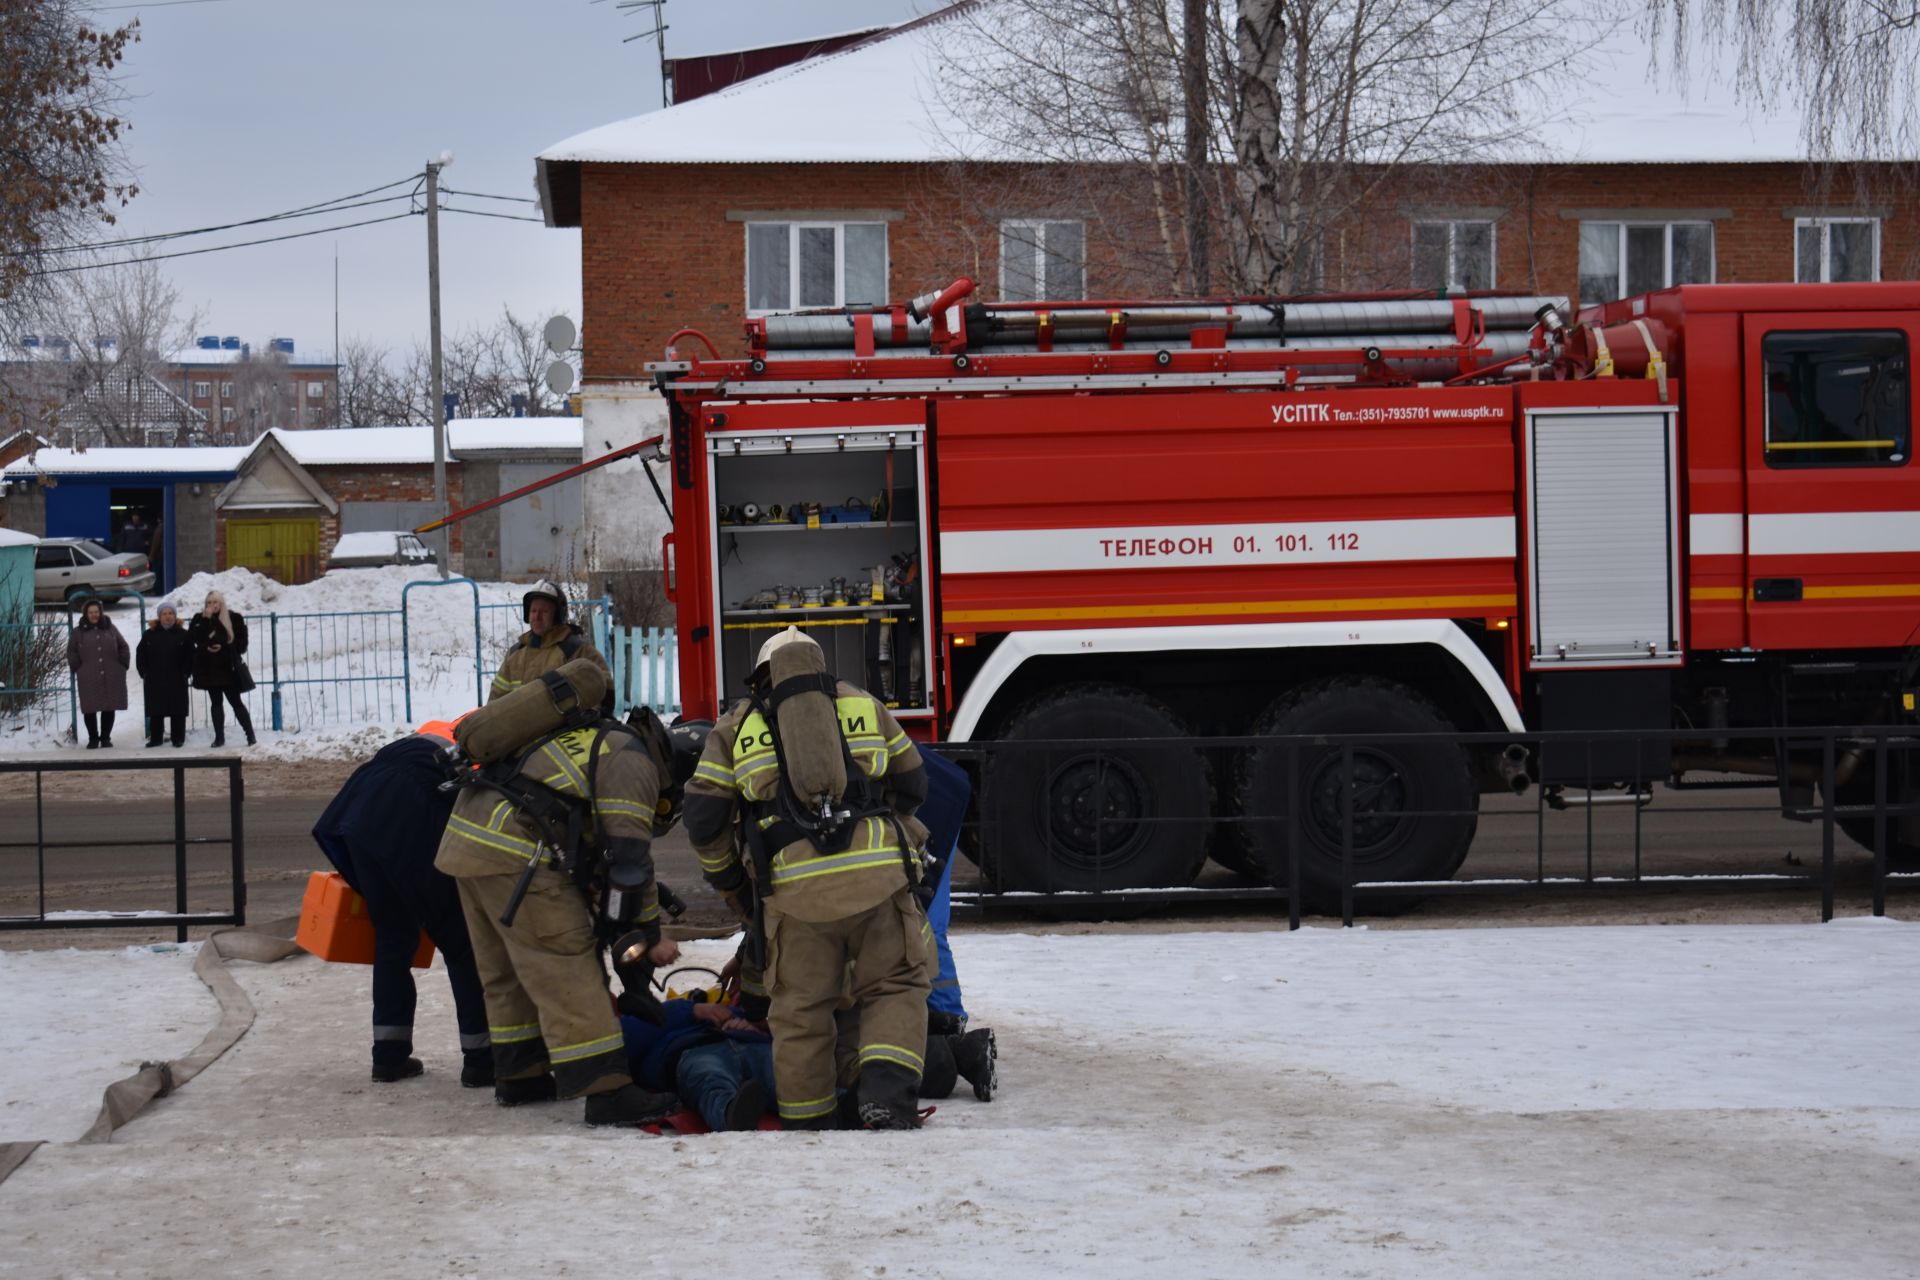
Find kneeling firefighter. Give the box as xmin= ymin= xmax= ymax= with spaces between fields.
xmin=683 ymin=627 xmax=933 ymax=1130
xmin=433 ymin=657 xmax=708 ymax=1127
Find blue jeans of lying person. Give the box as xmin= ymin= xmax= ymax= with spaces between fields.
xmin=675 ymin=1038 xmax=777 ymax=1131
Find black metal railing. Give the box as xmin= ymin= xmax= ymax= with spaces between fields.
xmin=0 ymin=756 xmax=247 ymax=941
xmin=938 ymin=724 xmax=1920 ymax=927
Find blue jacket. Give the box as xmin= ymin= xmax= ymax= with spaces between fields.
xmin=621 ymin=1000 xmax=771 ymax=1092
xmin=311 ymin=736 xmax=456 ymax=893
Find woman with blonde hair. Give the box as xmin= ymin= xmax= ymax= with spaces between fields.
xmin=188 ymin=589 xmax=257 ymax=747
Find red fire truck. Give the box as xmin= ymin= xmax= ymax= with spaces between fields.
xmin=644 ymin=278 xmax=1919 ymax=905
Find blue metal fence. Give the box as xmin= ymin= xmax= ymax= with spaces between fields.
xmin=0 ymin=584 xmax=676 ymax=743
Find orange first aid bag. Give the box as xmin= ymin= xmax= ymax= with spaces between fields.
xmin=296 ymin=871 xmax=434 ymax=968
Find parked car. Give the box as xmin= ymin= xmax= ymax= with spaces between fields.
xmin=326 ymin=530 xmax=435 ymax=570
xmin=33 ymin=537 xmax=155 ymax=605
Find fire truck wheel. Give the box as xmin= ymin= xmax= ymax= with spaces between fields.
xmin=980 ymin=685 xmax=1212 ymax=895
xmin=1835 ymin=771 xmax=1920 ymax=868
xmin=1237 ymin=678 xmax=1477 ymax=914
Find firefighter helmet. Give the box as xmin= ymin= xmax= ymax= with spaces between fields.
xmin=522 ymin=580 xmax=567 ymax=624
xmin=755 ymin=624 xmax=819 ymax=672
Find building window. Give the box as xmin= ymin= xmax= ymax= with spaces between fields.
xmin=1577 ymin=221 xmax=1714 ymax=304
xmin=222 ymin=407 xmax=235 ymax=424
xmin=1411 ymin=220 xmax=1495 ymax=291
xmin=1795 ymin=218 xmax=1880 ymax=283
xmin=306 ymin=406 xmax=324 ymax=424
xmin=745 ymin=221 xmax=888 ymax=313
xmin=220 ymin=381 xmax=233 ymax=398
xmin=999 ymin=219 xmax=1087 ymax=301
xmin=1762 ymin=330 xmax=1908 ymax=468
xmin=192 ymin=381 xmax=210 ymax=398
xmin=307 ymin=380 xmax=325 ymax=397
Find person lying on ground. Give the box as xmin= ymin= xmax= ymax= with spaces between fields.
xmin=620 ymin=996 xmax=776 ymax=1133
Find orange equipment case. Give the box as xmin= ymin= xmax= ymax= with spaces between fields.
xmin=296 ymin=871 xmax=434 ymax=967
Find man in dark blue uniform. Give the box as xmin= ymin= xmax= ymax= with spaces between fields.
xmin=312 ymin=725 xmax=491 ymax=1086
xmin=913 ymin=747 xmax=996 ymax=1103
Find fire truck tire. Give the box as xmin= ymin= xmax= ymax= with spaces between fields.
xmin=1837 ymin=818 xmax=1920 ymax=867
xmin=1237 ymin=678 xmax=1477 ymax=914
xmin=980 ymin=685 xmax=1212 ymax=894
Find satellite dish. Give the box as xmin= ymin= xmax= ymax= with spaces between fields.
xmin=544 ymin=360 xmax=576 ymax=395
xmin=543 ymin=315 xmax=576 ymax=355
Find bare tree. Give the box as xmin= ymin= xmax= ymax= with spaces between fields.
xmin=934 ymin=0 xmax=1599 ymax=295
xmin=1645 ymin=1 xmax=1919 ymax=162
xmin=228 ymin=347 xmax=293 ymax=442
xmin=0 ymin=2 xmax=141 ymax=303
xmin=17 ymin=260 xmax=203 ymax=447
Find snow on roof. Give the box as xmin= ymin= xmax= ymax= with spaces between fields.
xmin=166 ymin=346 xmax=338 ymax=368
xmin=3 ymin=446 xmax=250 ymax=477
xmin=267 ymin=419 xmax=583 ymax=467
xmin=538 ymin=4 xmax=1002 ymax=172
xmin=537 ymin=8 xmax=1817 ymax=188
xmin=0 ymin=527 xmax=39 ymax=548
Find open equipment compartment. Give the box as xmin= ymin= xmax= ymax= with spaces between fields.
xmin=705 ymin=425 xmax=932 ymax=715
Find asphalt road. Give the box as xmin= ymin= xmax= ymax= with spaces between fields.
xmin=1 ymin=777 xmax=1907 ymax=951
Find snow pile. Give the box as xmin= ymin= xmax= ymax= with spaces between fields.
xmin=1 ymin=569 xmax=594 ymax=759
xmin=2 ymin=922 xmax=1917 ymax=1276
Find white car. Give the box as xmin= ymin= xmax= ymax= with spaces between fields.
xmin=34 ymin=537 xmax=156 ymax=605
xmin=326 ymin=530 xmax=436 ymax=570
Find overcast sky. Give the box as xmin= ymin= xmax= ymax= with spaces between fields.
xmin=97 ymin=0 xmax=927 ymax=359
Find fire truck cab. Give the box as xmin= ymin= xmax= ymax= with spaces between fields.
xmin=650 ymin=280 xmax=1919 ymax=907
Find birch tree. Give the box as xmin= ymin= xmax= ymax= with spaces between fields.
xmin=936 ymin=0 xmax=1598 ymax=295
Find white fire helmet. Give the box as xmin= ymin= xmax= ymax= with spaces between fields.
xmin=756 ymin=625 xmax=820 ymax=671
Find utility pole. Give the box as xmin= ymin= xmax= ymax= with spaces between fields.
xmin=425 ymin=153 xmax=451 ymax=577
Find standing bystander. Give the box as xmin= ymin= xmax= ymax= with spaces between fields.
xmin=67 ymin=597 xmax=129 ymax=749
xmin=136 ymin=603 xmax=193 ymax=747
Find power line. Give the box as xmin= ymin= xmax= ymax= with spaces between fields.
xmin=93 ymin=0 xmax=233 ymax=8
xmin=7 ymin=175 xmax=421 ymax=259
xmin=28 ymin=211 xmax=419 ymax=277
xmin=440 ymin=188 xmax=538 ymax=205
xmin=441 ymin=205 xmax=545 ymax=224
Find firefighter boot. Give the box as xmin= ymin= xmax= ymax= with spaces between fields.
xmin=371 ymin=1057 xmax=424 ymax=1084
xmin=953 ymin=1027 xmax=997 ymax=1102
xmin=494 ymin=1073 xmax=558 ymax=1107
xmin=919 ymin=1030 xmax=958 ymax=1100
xmin=856 ymin=1062 xmax=922 ymax=1130
xmin=583 ymin=1083 xmax=679 ymax=1128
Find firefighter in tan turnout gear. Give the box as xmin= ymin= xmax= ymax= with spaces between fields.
xmin=435 ymin=657 xmax=693 ymax=1127
xmin=489 ymin=581 xmax=609 ymax=703
xmin=683 ymin=626 xmax=933 ymax=1130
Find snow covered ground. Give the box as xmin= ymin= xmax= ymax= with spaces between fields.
xmin=3 ymin=921 xmax=1917 ymax=1277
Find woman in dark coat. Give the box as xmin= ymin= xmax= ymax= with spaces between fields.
xmin=67 ymin=597 xmax=130 ymax=749
xmin=136 ymin=603 xmax=195 ymax=747
xmin=188 ymin=589 xmax=256 ymax=747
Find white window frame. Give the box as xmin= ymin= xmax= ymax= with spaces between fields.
xmin=221 ymin=407 xmax=235 ymax=424
xmin=1410 ymin=219 xmax=1496 ymax=291
xmin=998 ymin=218 xmax=1089 ymax=302
xmin=219 ymin=380 xmax=233 ymax=398
xmin=307 ymin=380 xmax=325 ymax=398
xmin=1579 ymin=221 xmax=1716 ymax=302
xmin=743 ymin=221 xmax=889 ymax=316
xmin=1794 ymin=217 xmax=1881 ymax=283
xmin=191 ymin=380 xmax=210 ymax=398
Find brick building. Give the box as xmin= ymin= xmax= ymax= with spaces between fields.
xmin=535 ymin=6 xmax=1914 ymax=432
xmin=167 ymin=336 xmax=340 ymax=439
xmin=214 ymin=419 xmax=583 ymax=583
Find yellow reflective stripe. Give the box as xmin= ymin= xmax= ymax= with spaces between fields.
xmin=549 ymin=1032 xmax=624 ymax=1064
xmin=446 ymin=814 xmax=543 ymax=862
xmin=885 ymin=730 xmax=912 ymax=757
xmin=778 ymin=1093 xmax=838 ymax=1120
xmin=491 ymin=676 xmax=520 ymax=694
xmin=636 ymin=898 xmax=660 ymax=922
xmin=694 ymin=760 xmax=737 ymax=789
xmin=540 ymin=742 xmax=589 ymax=795
xmin=741 ymin=975 xmax=767 ymax=997
xmin=595 ymin=799 xmax=654 ymax=823
xmin=490 ymin=1022 xmax=541 ymax=1044
xmin=860 ymin=1042 xmax=924 ymax=1070
xmin=698 ymin=850 xmax=737 ymax=872
xmin=737 ymin=756 xmax=779 ymax=783
xmin=770 ymin=846 xmax=902 ymax=886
